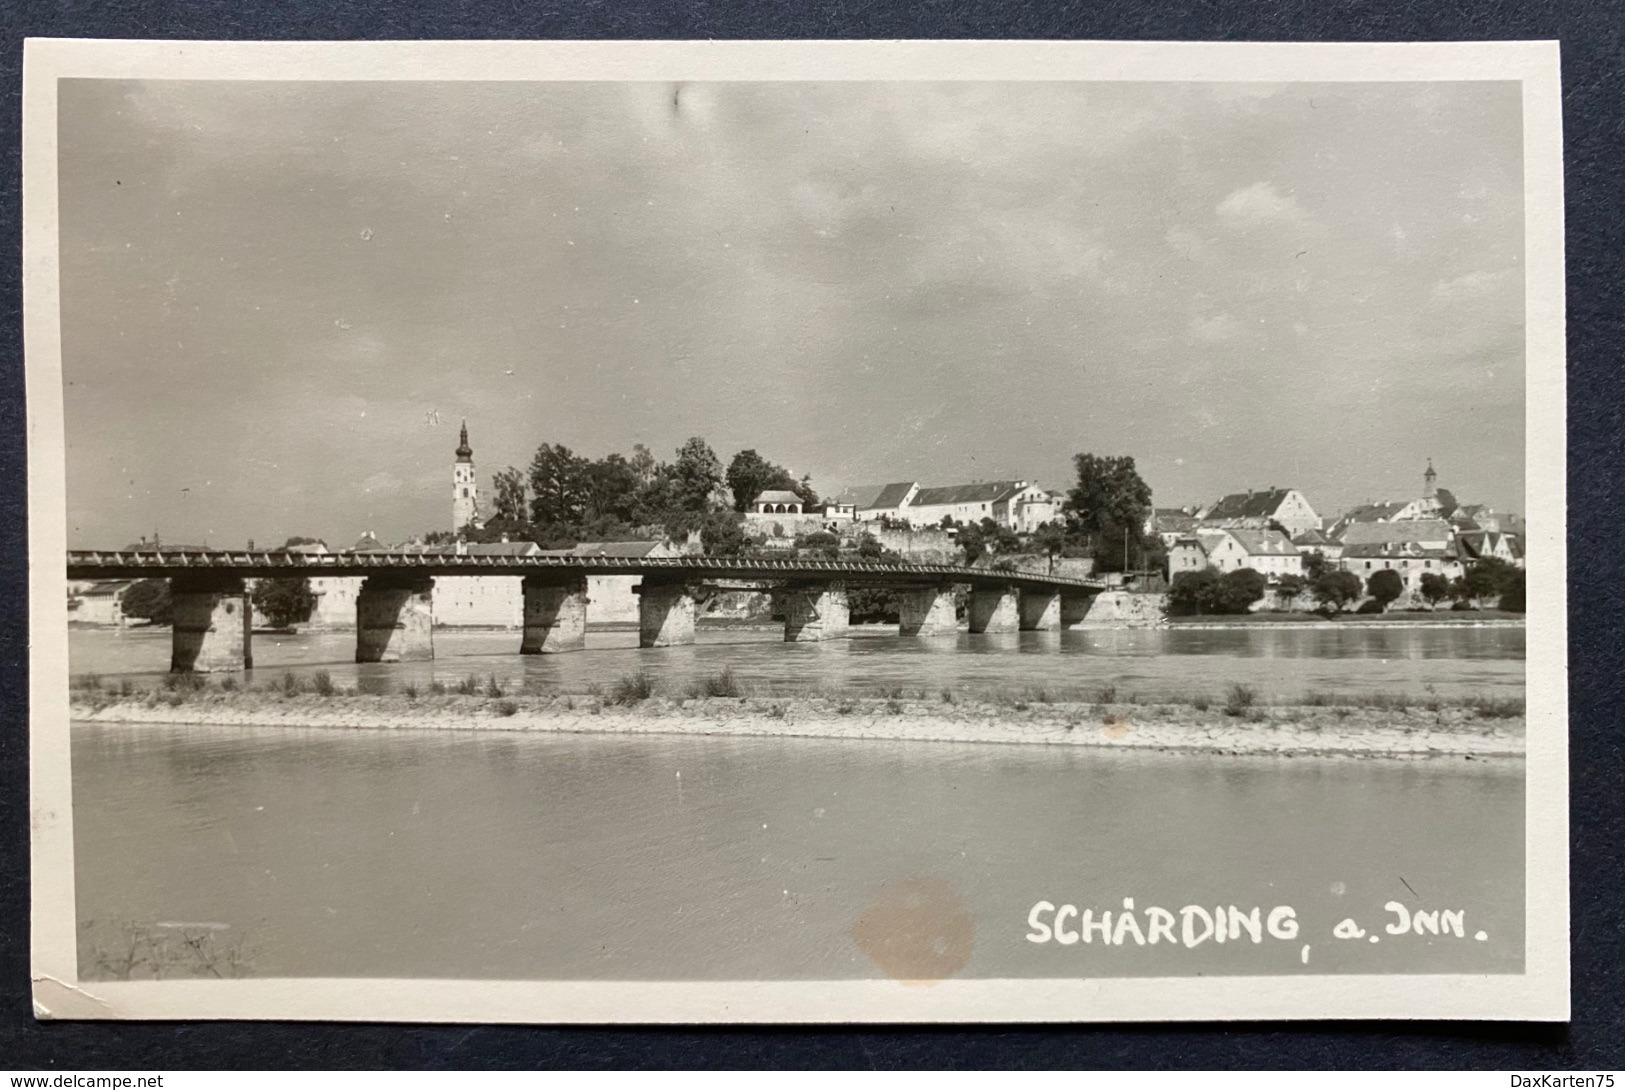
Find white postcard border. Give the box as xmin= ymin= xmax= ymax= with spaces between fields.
xmin=24 ymin=37 xmax=1568 ymax=1024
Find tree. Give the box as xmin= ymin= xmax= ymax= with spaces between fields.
xmin=282 ymin=536 xmax=325 ymax=549
xmin=856 ymin=533 xmax=885 ymax=560
xmin=1218 ymin=567 xmax=1267 ymax=613
xmin=956 ymin=522 xmax=987 ymax=564
xmin=1461 ymin=561 xmax=1510 ymax=607
xmin=1276 ymin=573 xmax=1306 ymax=611
xmin=252 ymin=577 xmax=316 ymax=629
xmin=1066 ymin=453 xmax=1153 ymax=537
xmin=1419 ymin=572 xmax=1453 ymax=610
xmin=725 ymin=449 xmax=779 ymax=512
xmin=491 ymin=466 xmax=529 ymax=525
xmin=1168 ymin=568 xmax=1223 ymax=615
xmin=1302 ymin=551 xmax=1331 ymax=581
xmin=649 ymin=437 xmax=726 ymax=536
xmin=121 ymin=579 xmax=172 ymax=625
xmin=1033 ymin=523 xmax=1067 ymax=571
xmin=582 ymin=453 xmax=643 ymax=525
xmin=699 ymin=510 xmax=748 ymax=557
xmin=1498 ymin=569 xmax=1526 ymax=613
xmin=1312 ymin=569 xmax=1364 ymax=615
xmin=528 ymin=443 xmax=589 ymax=528
xmin=1366 ymin=569 xmax=1404 ymax=611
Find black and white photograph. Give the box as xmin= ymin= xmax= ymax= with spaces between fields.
xmin=24 ymin=39 xmax=1568 ymax=1023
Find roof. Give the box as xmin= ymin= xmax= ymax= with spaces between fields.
xmin=1202 ymin=488 xmax=1299 ymax=521
xmin=910 ymin=481 xmax=1026 ymax=507
xmin=458 ymin=541 xmax=542 ymax=557
xmin=1456 ymin=531 xmax=1520 ymax=560
xmin=1224 ymin=528 xmax=1299 ymax=556
xmin=1341 ymin=541 xmax=1458 ymax=560
xmin=1151 ymin=509 xmax=1200 ymax=533
xmin=1291 ymin=528 xmax=1334 ymax=548
xmin=350 ymin=532 xmax=386 ymax=552
xmin=1340 ymin=519 xmax=1454 ymax=546
xmin=754 ymin=490 xmax=804 ymax=505
xmin=864 ymin=482 xmax=918 ymax=511
xmin=554 ymin=540 xmax=672 ymax=559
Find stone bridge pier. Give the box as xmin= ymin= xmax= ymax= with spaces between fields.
xmin=968 ymin=586 xmax=1019 ymax=633
xmin=772 ymin=582 xmax=850 ymax=642
xmin=897 ymin=584 xmax=958 ymax=637
xmin=356 ymin=574 xmax=435 ymax=662
xmin=170 ymin=574 xmax=252 ymax=673
xmin=1019 ymin=589 xmax=1062 ymax=631
xmin=635 ymin=580 xmax=701 ymax=647
xmin=521 ymin=574 xmax=588 ymax=654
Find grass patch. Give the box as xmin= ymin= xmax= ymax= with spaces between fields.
xmin=1095 ymin=684 xmax=1117 ymax=705
xmin=494 ymin=699 xmax=519 ymax=717
xmin=311 ymin=671 xmax=335 ymax=697
xmin=1465 ymin=696 xmax=1524 ymax=719
xmin=216 ymin=675 xmax=239 ymax=693
xmin=1191 ymin=695 xmax=1210 ymax=712
xmin=687 ymin=668 xmax=741 ymax=700
xmin=484 ymin=675 xmax=506 ymax=699
xmin=401 ymin=682 xmax=419 ymax=700
xmin=610 ymin=671 xmax=656 ymax=706
xmin=428 ymin=680 xmax=447 ymax=696
xmin=278 ymin=671 xmax=304 ymax=697
xmin=940 ymin=688 xmax=956 ymax=705
xmin=454 ymin=674 xmax=482 ymax=696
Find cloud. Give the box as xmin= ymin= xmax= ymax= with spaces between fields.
xmin=1215 ymin=182 xmax=1308 ymax=227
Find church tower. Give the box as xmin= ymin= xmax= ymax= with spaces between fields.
xmin=453 ymin=420 xmax=479 ymax=533
xmin=1423 ymin=458 xmax=1438 ymax=500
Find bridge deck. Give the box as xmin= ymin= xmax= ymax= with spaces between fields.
xmin=66 ymin=549 xmax=1103 ymax=592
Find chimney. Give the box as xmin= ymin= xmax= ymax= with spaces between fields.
xmin=247 ymin=538 xmax=255 ymax=551
xmin=500 ymin=533 xmax=509 ymax=543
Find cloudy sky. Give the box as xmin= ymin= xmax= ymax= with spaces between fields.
xmin=57 ymin=78 xmax=1524 ymax=548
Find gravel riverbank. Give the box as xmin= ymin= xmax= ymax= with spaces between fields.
xmin=71 ymin=690 xmax=1524 ymax=760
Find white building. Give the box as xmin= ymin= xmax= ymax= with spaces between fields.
xmin=1198 ymin=487 xmax=1320 ymax=538
xmin=1167 ymin=528 xmax=1302 ymax=581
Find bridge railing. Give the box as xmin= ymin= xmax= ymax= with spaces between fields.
xmin=65 ymin=549 xmax=1104 ymax=589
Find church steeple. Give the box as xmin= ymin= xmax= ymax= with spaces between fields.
xmin=1423 ymin=458 xmax=1437 ymax=499
xmin=452 ymin=420 xmax=478 ymax=532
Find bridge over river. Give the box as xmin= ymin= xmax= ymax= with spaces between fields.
xmin=67 ymin=549 xmax=1109 ymax=673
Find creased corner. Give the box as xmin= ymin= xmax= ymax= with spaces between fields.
xmin=33 ymin=973 xmax=116 ymax=1020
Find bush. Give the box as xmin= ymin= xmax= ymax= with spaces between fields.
xmin=1224 ymin=683 xmax=1258 ymax=717
xmin=687 ymin=668 xmax=741 ymax=699
xmin=1355 ymin=599 xmax=1386 ymax=614
xmin=484 ymin=675 xmax=506 ymax=698
xmin=121 ymin=579 xmax=173 ymax=625
xmin=1419 ymin=572 xmax=1453 ymax=610
xmin=610 ymin=672 xmax=655 ymax=705
xmin=1169 ymin=567 xmax=1265 ymax=614
xmin=311 ymin=670 xmax=335 ymax=696
xmin=1498 ymin=569 xmax=1526 ymax=613
xmin=494 ymin=699 xmax=519 ymax=717
xmin=454 ymin=675 xmax=481 ymax=696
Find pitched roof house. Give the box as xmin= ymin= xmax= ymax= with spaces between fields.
xmin=1198 ymin=487 xmax=1319 ymax=537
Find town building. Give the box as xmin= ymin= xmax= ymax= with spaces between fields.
xmin=746 ymin=490 xmax=807 ymax=517
xmin=1339 ymin=541 xmax=1464 ymax=593
xmin=67 ymin=580 xmax=131 ymax=625
xmin=1197 ymin=487 xmax=1320 ymax=538
xmin=833 ymin=479 xmax=1060 ymax=531
xmin=829 ymin=482 xmax=920 ymax=523
xmin=1290 ymin=528 xmax=1343 ymax=562
xmin=1456 ymin=530 xmax=1525 ymax=569
xmin=1339 ymin=518 xmax=1454 ymax=552
xmin=1167 ymin=527 xmax=1303 ymax=581
xmin=1146 ymin=507 xmax=1201 ymax=547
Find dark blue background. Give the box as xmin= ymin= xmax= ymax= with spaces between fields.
xmin=1 ymin=0 xmax=1620 ymax=1069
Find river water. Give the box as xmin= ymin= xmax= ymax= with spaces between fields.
xmin=71 ymin=622 xmax=1525 ymax=982
xmin=70 ymin=622 xmax=1525 ymax=703
xmin=73 ymin=722 xmax=1523 ymax=981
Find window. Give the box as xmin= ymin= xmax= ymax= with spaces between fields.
xmin=1365 ymin=561 xmax=1372 ymax=570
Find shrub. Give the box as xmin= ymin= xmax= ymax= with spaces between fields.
xmin=484 ymin=675 xmax=506 ymax=698
xmin=1224 ymin=683 xmax=1258 ymax=717
xmin=428 ymin=680 xmax=447 ymax=696
xmin=610 ymin=672 xmax=655 ymax=705
xmin=494 ymin=699 xmax=519 ymax=717
xmin=1355 ymin=599 xmax=1386 ymax=614
xmin=401 ymin=682 xmax=419 ymax=700
xmin=311 ymin=671 xmax=336 ymax=696
xmin=217 ymin=675 xmax=239 ymax=693
xmin=279 ymin=671 xmax=304 ymax=697
xmin=454 ymin=675 xmax=481 ymax=696
xmin=940 ymin=688 xmax=956 ymax=704
xmin=688 ymin=668 xmax=741 ymax=699
xmin=1095 ymin=684 xmax=1118 ymax=705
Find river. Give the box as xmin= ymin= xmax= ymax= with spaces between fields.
xmin=69 ymin=622 xmax=1525 ymax=703
xmin=72 ymin=720 xmax=1522 ymax=982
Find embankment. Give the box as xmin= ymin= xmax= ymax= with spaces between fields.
xmin=70 ymin=690 xmax=1524 ymax=760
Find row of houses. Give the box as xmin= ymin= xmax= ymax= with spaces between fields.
xmin=1156 ymin=463 xmax=1524 ymax=597
xmin=749 ymin=479 xmax=1066 ymax=534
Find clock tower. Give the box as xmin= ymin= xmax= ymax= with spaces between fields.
xmin=453 ymin=420 xmax=479 ymax=533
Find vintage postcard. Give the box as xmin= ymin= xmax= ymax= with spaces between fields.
xmin=25 ymin=39 xmax=1567 ymax=1023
